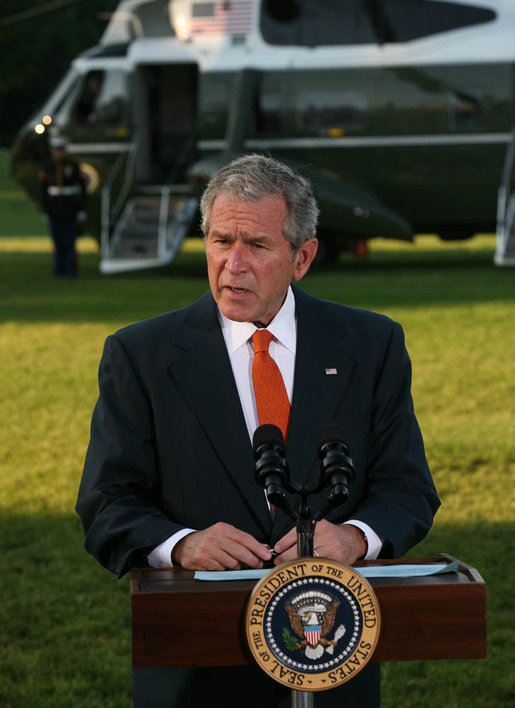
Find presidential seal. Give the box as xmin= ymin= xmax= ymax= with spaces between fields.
xmin=245 ymin=558 xmax=380 ymax=692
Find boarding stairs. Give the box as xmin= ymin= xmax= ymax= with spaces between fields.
xmin=100 ymin=187 xmax=197 ymax=274
xmin=99 ymin=146 xmax=198 ymax=274
xmin=495 ymin=130 xmax=515 ymax=266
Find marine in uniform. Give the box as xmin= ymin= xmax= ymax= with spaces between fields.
xmin=39 ymin=136 xmax=87 ymax=278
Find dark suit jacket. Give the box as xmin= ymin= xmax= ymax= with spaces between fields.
xmin=77 ymin=285 xmax=439 ymax=577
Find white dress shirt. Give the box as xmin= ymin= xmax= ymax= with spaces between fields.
xmin=148 ymin=287 xmax=381 ymax=567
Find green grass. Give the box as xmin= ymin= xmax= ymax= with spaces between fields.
xmin=0 ymin=151 xmax=46 ymax=237
xmin=1 ymin=148 xmax=514 ymax=706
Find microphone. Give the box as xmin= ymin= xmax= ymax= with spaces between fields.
xmin=314 ymin=424 xmax=355 ymax=519
xmin=253 ymin=424 xmax=292 ymax=512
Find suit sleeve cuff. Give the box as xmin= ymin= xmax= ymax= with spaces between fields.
xmin=343 ymin=520 xmax=383 ymax=560
xmin=147 ymin=528 xmax=196 ymax=568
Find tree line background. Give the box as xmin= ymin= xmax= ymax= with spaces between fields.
xmin=0 ymin=0 xmax=120 ymax=147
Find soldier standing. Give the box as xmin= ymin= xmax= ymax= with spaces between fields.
xmin=39 ymin=136 xmax=87 ymax=278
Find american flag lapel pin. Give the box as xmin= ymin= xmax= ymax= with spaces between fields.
xmin=325 ymin=368 xmax=338 ymax=375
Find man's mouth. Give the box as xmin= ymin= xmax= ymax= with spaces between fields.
xmin=226 ymin=286 xmax=251 ymax=295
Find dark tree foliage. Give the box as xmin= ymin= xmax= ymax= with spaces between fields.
xmin=0 ymin=0 xmax=120 ymax=146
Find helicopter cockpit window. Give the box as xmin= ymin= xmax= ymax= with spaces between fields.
xmin=74 ymin=70 xmax=128 ymax=127
xmin=260 ymin=0 xmax=495 ymax=46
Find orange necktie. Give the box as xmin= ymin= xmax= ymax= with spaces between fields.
xmin=252 ymin=329 xmax=291 ymax=442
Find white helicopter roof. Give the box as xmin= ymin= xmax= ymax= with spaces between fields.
xmin=96 ymin=0 xmax=515 ymax=73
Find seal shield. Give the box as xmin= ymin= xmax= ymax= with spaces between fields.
xmin=246 ymin=557 xmax=381 ymax=692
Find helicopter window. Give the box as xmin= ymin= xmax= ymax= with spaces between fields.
xmin=261 ymin=0 xmax=375 ymax=45
xmin=74 ymin=70 xmax=128 ymax=127
xmin=37 ymin=68 xmax=80 ymax=120
xmin=198 ymin=73 xmax=234 ymax=139
xmin=256 ymin=79 xmax=283 ymax=136
xmin=134 ymin=0 xmax=175 ymax=37
xmin=296 ymin=89 xmax=366 ymax=134
xmin=260 ymin=0 xmax=495 ymax=46
xmin=450 ymin=91 xmax=482 ymax=132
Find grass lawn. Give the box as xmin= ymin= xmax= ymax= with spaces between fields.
xmin=0 ymin=149 xmax=514 ymax=706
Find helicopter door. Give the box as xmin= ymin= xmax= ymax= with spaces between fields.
xmin=133 ymin=63 xmax=198 ymax=184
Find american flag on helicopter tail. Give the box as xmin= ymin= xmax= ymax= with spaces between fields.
xmin=191 ymin=1 xmax=254 ymax=35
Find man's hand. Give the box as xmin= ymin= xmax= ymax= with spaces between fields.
xmin=172 ymin=522 xmax=272 ymax=571
xmin=272 ymin=519 xmax=367 ymax=565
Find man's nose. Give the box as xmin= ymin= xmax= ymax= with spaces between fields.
xmin=225 ymin=241 xmax=248 ymax=273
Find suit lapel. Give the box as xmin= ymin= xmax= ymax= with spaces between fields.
xmin=166 ymin=292 xmax=272 ymax=538
xmin=272 ymin=286 xmax=356 ymax=539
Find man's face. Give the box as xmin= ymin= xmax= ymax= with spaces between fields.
xmin=205 ymin=193 xmax=317 ymax=326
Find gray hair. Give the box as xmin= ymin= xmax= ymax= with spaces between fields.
xmin=200 ymin=154 xmax=319 ymax=250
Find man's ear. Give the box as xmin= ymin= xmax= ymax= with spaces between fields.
xmin=292 ymin=238 xmax=318 ymax=282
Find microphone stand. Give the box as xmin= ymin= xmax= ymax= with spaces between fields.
xmin=254 ymin=424 xmax=355 ymax=708
xmin=264 ymin=487 xmax=351 ymax=708
xmin=296 ymin=488 xmax=315 ymax=557
xmin=293 ymin=488 xmax=315 ymax=708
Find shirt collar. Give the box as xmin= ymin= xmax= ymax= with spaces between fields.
xmin=218 ymin=286 xmax=297 ymax=354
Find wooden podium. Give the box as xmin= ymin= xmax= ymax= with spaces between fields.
xmin=131 ymin=555 xmax=486 ymax=669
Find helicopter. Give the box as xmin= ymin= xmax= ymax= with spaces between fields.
xmin=9 ymin=0 xmax=515 ymax=272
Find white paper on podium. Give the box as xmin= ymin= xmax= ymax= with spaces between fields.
xmin=194 ymin=560 xmax=459 ymax=582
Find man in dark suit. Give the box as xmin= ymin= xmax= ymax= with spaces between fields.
xmin=77 ymin=154 xmax=439 ymax=707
